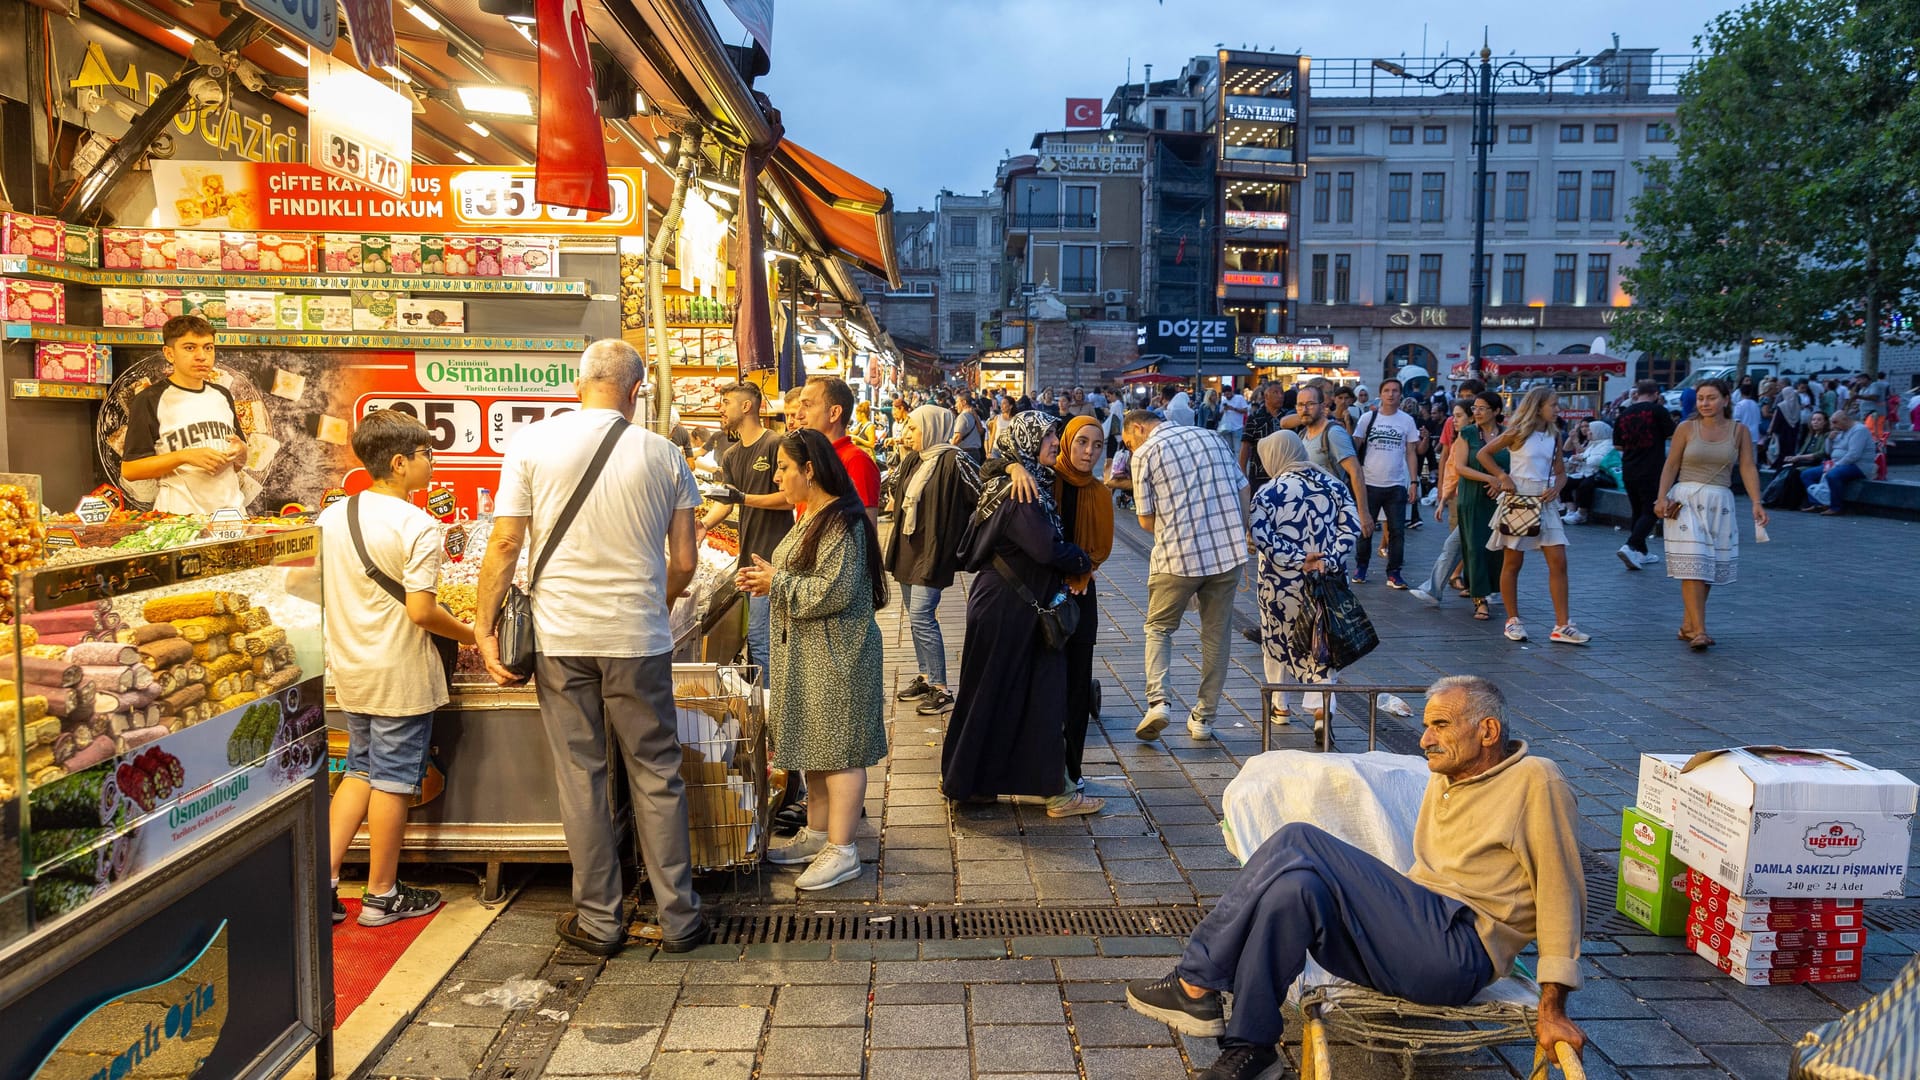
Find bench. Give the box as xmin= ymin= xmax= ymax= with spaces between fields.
xmin=1584 ymin=471 xmax=1920 ymax=524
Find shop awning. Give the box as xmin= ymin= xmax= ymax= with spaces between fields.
xmin=770 ymin=141 xmax=900 ymax=288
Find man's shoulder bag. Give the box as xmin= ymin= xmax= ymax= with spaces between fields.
xmin=347 ymin=493 xmax=460 ymax=688
xmin=992 ymin=554 xmax=1079 ymax=650
xmin=497 ymin=418 xmax=629 ymax=678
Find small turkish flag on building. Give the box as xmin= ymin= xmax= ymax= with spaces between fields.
xmin=1065 ymin=98 xmax=1103 ymax=127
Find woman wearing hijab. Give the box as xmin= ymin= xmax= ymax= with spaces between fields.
xmin=1250 ymin=430 xmax=1360 ymax=734
xmin=882 ymin=404 xmax=981 ymax=716
xmin=941 ymin=412 xmax=1102 ymax=816
xmin=1559 ymin=419 xmax=1621 ymax=525
xmin=1052 ymin=415 xmax=1114 ymax=787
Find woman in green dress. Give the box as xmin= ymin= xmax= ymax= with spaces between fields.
xmin=736 ymin=428 xmax=889 ymax=892
xmin=1448 ymin=390 xmax=1507 ymax=620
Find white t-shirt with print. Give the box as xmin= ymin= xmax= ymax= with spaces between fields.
xmin=1218 ymin=391 xmax=1249 ymax=432
xmin=122 ymin=379 xmax=246 ymax=515
xmin=318 ymin=492 xmax=447 ymax=716
xmin=495 ymin=408 xmax=700 ymax=658
xmin=1356 ymin=409 xmax=1422 ymax=487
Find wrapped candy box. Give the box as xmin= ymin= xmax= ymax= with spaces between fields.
xmin=322 ymin=234 xmax=362 ymax=273
xmin=420 ymin=236 xmax=447 ymax=275
xmin=1 ymin=212 xmax=64 ymax=260
xmin=181 ymin=290 xmax=227 ymax=328
xmin=63 ymin=224 xmax=100 ymax=267
xmin=301 ymin=295 xmax=352 ymax=331
xmin=35 ymin=342 xmax=111 ymax=383
xmin=257 ymin=233 xmax=315 ymax=273
xmin=224 ymin=290 xmax=277 ymax=330
xmin=389 ymin=235 xmax=423 ymax=275
xmin=361 ymin=235 xmax=394 ymax=274
xmin=501 ymin=237 xmax=558 ymax=277
xmin=473 ymin=236 xmax=503 ymax=277
xmin=175 ymin=231 xmax=224 ymax=270
xmin=100 ymin=287 xmax=180 ymax=328
xmin=441 ymin=237 xmax=476 ymax=276
xmin=101 ymin=228 xmax=143 ymax=270
xmin=3 ymin=279 xmax=65 ymax=323
xmin=220 ymin=232 xmax=262 ymax=272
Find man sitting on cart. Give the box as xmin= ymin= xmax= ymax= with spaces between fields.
xmin=1126 ymin=675 xmax=1586 ymax=1080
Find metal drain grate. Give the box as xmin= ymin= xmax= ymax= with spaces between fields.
xmin=1865 ymin=902 xmax=1920 ymax=934
xmin=709 ymin=905 xmax=1206 ymax=945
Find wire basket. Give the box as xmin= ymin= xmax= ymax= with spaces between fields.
xmin=671 ymin=663 xmax=768 ymax=873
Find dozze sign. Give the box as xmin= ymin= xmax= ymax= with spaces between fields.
xmin=1138 ymin=317 xmax=1234 ymax=360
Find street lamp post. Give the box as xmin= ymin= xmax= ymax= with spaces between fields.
xmin=1373 ymin=43 xmax=1583 ymax=380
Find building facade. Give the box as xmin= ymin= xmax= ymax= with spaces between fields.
xmin=932 ymin=191 xmax=1004 ymax=365
xmin=853 ymin=209 xmax=938 ymax=356
xmin=1297 ymin=47 xmax=1690 ymax=383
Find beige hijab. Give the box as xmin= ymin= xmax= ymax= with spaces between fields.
xmin=1257 ymin=429 xmax=1313 ymax=481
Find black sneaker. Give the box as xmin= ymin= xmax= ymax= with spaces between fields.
xmin=895 ymin=675 xmax=933 ymax=701
xmin=332 ymin=889 xmax=348 ymax=924
xmin=1407 ymin=516 xmax=1424 ymax=530
xmin=357 ymin=883 xmax=443 ymax=927
xmin=915 ymin=688 xmax=955 ymax=715
xmin=1200 ymin=1040 xmax=1283 ymax=1080
xmin=1125 ymin=971 xmax=1225 ymax=1036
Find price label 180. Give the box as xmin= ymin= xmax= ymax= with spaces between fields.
xmin=361 ymin=398 xmax=485 ymax=455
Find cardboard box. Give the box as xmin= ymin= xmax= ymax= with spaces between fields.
xmin=101 ymin=228 xmax=144 ymax=269
xmin=501 ymin=236 xmax=558 ymax=277
xmin=1 ymin=212 xmax=64 ymax=260
xmin=256 ymin=233 xmax=314 ymax=273
xmin=219 ymin=232 xmax=262 ymax=272
xmin=274 ymin=293 xmax=307 ymax=330
xmin=180 ymin=290 xmax=228 ymax=328
xmin=224 ymin=290 xmax=278 ymax=330
xmin=135 ymin=230 xmax=176 ymax=269
xmin=388 ymin=235 xmax=423 ymax=275
xmin=322 ymin=234 xmax=363 ymax=273
xmin=175 ymin=231 xmax=224 ymax=270
xmin=361 ymin=235 xmax=394 ymax=275
xmin=396 ymin=298 xmax=464 ymax=333
xmin=440 ymin=237 xmax=476 ymax=276
xmin=351 ymin=290 xmax=400 ymax=331
xmin=2 ymin=279 xmax=64 ymax=323
xmin=301 ymin=294 xmax=352 ymax=332
xmin=1685 ymin=868 xmax=1864 ymax=913
xmin=420 ymin=236 xmax=448 ymax=275
xmin=473 ymin=236 xmax=502 ymax=277
xmin=1672 ymin=746 xmax=1917 ymax=899
xmin=1686 ymin=915 xmax=1864 ymax=955
xmin=1637 ymin=753 xmax=1689 ymax=829
xmin=35 ymin=342 xmax=111 ymax=383
xmin=1692 ymin=942 xmax=1861 ymax=985
xmin=1617 ymin=807 xmax=1690 ymax=936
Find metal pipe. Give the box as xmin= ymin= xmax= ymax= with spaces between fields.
xmin=650 ymin=0 xmax=773 ymax=148
xmin=646 ymin=128 xmax=700 ymax=433
xmin=1469 ymin=46 xmax=1492 ymax=379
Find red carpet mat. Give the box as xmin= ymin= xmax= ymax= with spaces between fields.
xmin=331 ymin=897 xmax=441 ymax=1028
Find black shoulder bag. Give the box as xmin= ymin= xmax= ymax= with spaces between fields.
xmin=992 ymin=554 xmax=1079 ymax=650
xmin=347 ymin=493 xmax=460 ymax=688
xmin=496 ymin=418 xmax=629 ymax=678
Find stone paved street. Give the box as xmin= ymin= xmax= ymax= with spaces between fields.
xmin=369 ymin=503 xmax=1920 ymax=1079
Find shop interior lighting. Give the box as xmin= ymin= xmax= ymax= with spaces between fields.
xmin=404 ymin=2 xmax=441 ymax=30
xmin=381 ymin=63 xmax=413 ymax=84
xmin=696 ymin=177 xmax=741 ymax=196
xmin=454 ymin=150 xmax=476 ymax=163
xmin=454 ymin=83 xmax=535 ymax=118
xmin=479 ymin=0 xmax=539 ymax=24
xmin=287 ymin=91 xmax=308 ymax=106
xmin=275 ymin=44 xmax=308 ymax=66
xmin=467 ymin=121 xmax=490 ymax=136
xmin=513 ymin=23 xmax=535 ymax=44
xmin=167 ymin=27 xmax=196 ymax=44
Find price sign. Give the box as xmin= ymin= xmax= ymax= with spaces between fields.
xmin=486 ymin=400 xmax=577 ymax=453
xmin=452 ymin=171 xmax=640 ymax=230
xmin=75 ymin=496 xmax=114 ymax=525
xmin=361 ymin=398 xmax=485 ymax=454
xmin=425 ymin=486 xmax=456 ymax=519
xmin=308 ymin=51 xmax=412 ymax=198
xmin=322 ymin=488 xmax=348 ymax=508
xmin=316 ymin=131 xmax=407 ymax=196
xmin=241 ymin=0 xmax=337 ymax=52
xmin=443 ymin=524 xmax=468 ymax=562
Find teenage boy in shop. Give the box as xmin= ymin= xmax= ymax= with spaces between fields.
xmin=121 ymin=314 xmax=248 ymax=515
xmin=700 ymin=382 xmax=793 ymax=683
xmin=317 ymin=408 xmax=475 ymax=926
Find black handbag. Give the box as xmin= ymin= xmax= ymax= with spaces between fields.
xmin=347 ymin=494 xmax=459 ymax=688
xmin=1291 ymin=570 xmax=1379 ymax=671
xmin=498 ymin=418 xmax=630 ymax=678
xmin=992 ymin=554 xmax=1079 ymax=650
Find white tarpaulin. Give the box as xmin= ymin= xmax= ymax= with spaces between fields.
xmin=1221 ymin=750 xmax=1430 ymax=870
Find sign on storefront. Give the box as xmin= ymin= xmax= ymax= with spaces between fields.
xmin=1137 ymin=317 xmax=1235 ymax=360
xmin=307 ymin=51 xmax=412 ymax=198
xmin=239 ymin=0 xmax=338 ymax=53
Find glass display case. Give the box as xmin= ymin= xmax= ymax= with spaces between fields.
xmin=2 ymin=526 xmax=323 ymax=946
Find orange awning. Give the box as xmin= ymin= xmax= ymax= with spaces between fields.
xmin=770 ymin=141 xmax=899 ymax=288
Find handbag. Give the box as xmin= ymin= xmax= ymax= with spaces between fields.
xmin=1495 ymin=493 xmax=1544 ymax=537
xmin=498 ymin=418 xmax=630 ymax=678
xmin=347 ymin=494 xmax=459 ymax=688
xmin=1289 ymin=570 xmax=1379 ymax=671
xmin=992 ymin=554 xmax=1079 ymax=650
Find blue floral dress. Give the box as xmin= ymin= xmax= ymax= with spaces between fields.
xmin=1251 ymin=468 xmax=1361 ymax=686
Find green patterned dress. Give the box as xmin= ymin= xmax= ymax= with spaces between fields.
xmin=767 ymin=513 xmax=887 ymax=771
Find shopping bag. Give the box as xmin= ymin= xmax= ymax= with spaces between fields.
xmin=1301 ymin=571 xmax=1379 ymax=670
xmin=1807 ymin=479 xmax=1831 ymax=507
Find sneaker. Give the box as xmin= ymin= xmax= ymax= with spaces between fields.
xmin=1186 ymin=718 xmax=1214 ymax=740
xmin=1617 ymin=544 xmax=1645 ymax=571
xmin=332 ymin=889 xmax=348 ymax=924
xmin=915 ymin=688 xmax=955 ymax=715
xmin=1407 ymin=516 xmax=1424 ymax=530
xmin=357 ymin=883 xmax=442 ymax=927
xmin=1350 ymin=569 xmax=1368 ymax=584
xmin=1200 ymin=1041 xmax=1285 ymax=1080
xmin=767 ymin=828 xmax=828 ymax=866
xmin=1564 ymin=509 xmax=1585 ymax=525
xmin=1135 ymin=703 xmax=1171 ymax=741
xmin=1124 ymin=971 xmax=1225 ymax=1036
xmin=1268 ymin=702 xmax=1291 ymax=725
xmin=1409 ymin=586 xmax=1439 ymax=607
xmin=1386 ymin=572 xmax=1409 ymax=590
xmin=1642 ymin=552 xmax=1661 ymax=564
xmin=795 ymin=843 xmax=861 ymax=891
xmin=1046 ymin=791 xmax=1106 ymax=818
xmin=1550 ymin=623 xmax=1591 ymax=645
xmin=894 ymin=675 xmax=932 ymax=701
xmin=1504 ymin=617 xmax=1528 ymax=642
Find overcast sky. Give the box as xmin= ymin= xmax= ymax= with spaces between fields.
xmin=701 ymin=0 xmax=1736 ymax=211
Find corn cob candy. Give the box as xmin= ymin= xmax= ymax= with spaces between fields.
xmin=246 ymin=626 xmax=286 ymax=656
xmin=23 ymin=644 xmax=69 ymax=661
xmin=259 ymin=666 xmax=301 ymax=694
xmin=203 ymin=653 xmax=249 ymax=681
xmin=171 ymin=615 xmax=239 ymax=643
xmin=183 ymin=661 xmax=206 ymax=683
xmin=141 ymin=592 xmax=222 ymax=622
xmin=25 ymin=712 xmax=57 ymax=745
xmin=218 ymin=592 xmax=250 ymax=614
xmin=216 ymin=691 xmax=258 ymax=713
xmin=117 ymin=623 xmax=180 ymax=646
xmin=241 ymin=608 xmax=270 ymax=632
xmin=130 ymin=665 xmax=154 ymax=690
xmin=228 ymin=633 xmax=250 ymax=656
xmin=160 ymin=683 xmax=206 ymax=715
xmin=191 ymin=639 xmax=227 ymax=662
xmin=1 ymin=694 xmax=49 ymax=726
xmin=137 ymin=638 xmax=193 ymax=669
xmin=269 ymin=643 xmax=294 ymax=666
xmin=0 ymin=623 xmax=40 ymax=654
xmin=239 ymin=671 xmax=254 ymax=693
xmin=252 ymin=656 xmax=275 ymax=677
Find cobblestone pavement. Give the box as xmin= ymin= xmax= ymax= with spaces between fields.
xmin=369 ymin=503 xmax=1920 ymax=1079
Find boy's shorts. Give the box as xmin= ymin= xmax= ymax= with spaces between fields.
xmin=342 ymin=711 xmax=434 ymax=796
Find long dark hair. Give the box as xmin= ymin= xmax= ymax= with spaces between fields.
xmin=781 ymin=429 xmax=889 ymax=610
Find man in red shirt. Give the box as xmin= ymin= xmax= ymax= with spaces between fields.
xmin=798 ymin=376 xmax=880 ymax=523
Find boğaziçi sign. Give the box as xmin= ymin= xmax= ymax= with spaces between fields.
xmin=1224 ymin=209 xmax=1288 ymax=231
xmin=1225 ymin=100 xmax=1298 ymax=125
xmin=1137 ymin=317 xmax=1235 ymax=360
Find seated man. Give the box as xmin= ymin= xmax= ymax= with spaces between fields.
xmin=1126 ymin=675 xmax=1586 ymax=1080
xmin=1800 ymin=407 xmax=1873 ymax=516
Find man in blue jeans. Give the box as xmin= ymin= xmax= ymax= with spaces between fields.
xmin=1801 ymin=407 xmax=1874 ymax=516
xmin=1126 ymin=676 xmax=1586 ymax=1080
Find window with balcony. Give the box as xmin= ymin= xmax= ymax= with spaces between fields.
xmin=1336 ymin=172 xmax=1354 ymax=223
xmin=1337 ymin=125 xmax=1355 ymax=144
xmin=950 ymin=216 xmax=976 ymax=247
xmin=1502 ymin=254 xmax=1525 ymax=304
xmin=1556 ymin=171 xmax=1581 ymax=221
xmin=1385 ymin=254 xmax=1409 ymax=304
xmin=1063 ymin=184 xmax=1098 ymax=229
xmin=1424 ymin=125 xmax=1447 ymax=144
xmin=1311 ymin=254 xmax=1328 ymax=304
xmin=1390 ymin=125 xmax=1413 ymax=144
xmin=1421 ymin=172 xmax=1446 ymax=222
xmin=1551 ymin=254 xmax=1576 ymax=304
xmin=948 ymin=310 xmax=975 ymax=342
xmin=1594 ymin=123 xmax=1618 ymax=143
xmin=1312 ymin=174 xmax=1331 ymax=223
xmin=1559 ymin=124 xmax=1584 ymax=143
xmin=1587 ymin=254 xmax=1611 ymax=304
xmin=1313 ymin=125 xmax=1332 ymax=144
xmin=1387 ymin=173 xmax=1412 ymax=222
xmin=1061 ymin=245 xmax=1099 ymax=293
xmin=1590 ymin=170 xmax=1615 ymax=222
xmin=1505 ymin=171 xmax=1530 ymax=221
xmin=1509 ymin=124 xmax=1533 ymax=143
xmin=1333 ymin=254 xmax=1351 ymax=303
xmin=1647 ymin=122 xmax=1673 ymax=143
xmin=1010 ymin=177 xmax=1060 ymax=230
xmin=1417 ymin=254 xmax=1443 ymax=304
xmin=951 ymin=264 xmax=975 ymax=294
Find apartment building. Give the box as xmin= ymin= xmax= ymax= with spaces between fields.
xmin=933 ymin=191 xmax=1004 ymax=365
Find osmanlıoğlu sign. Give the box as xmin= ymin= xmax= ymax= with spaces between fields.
xmin=31 ymin=921 xmax=231 ymax=1079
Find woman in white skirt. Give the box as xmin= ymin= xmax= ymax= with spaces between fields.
xmin=1475 ymin=386 xmax=1590 ymax=645
xmin=1654 ymin=379 xmax=1767 ymax=650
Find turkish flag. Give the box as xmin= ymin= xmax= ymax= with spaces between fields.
xmin=1065 ymin=98 xmax=1102 ymax=128
xmin=535 ymin=0 xmax=611 ymax=213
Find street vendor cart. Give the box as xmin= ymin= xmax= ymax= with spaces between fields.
xmin=1453 ymin=355 xmax=1630 ymax=421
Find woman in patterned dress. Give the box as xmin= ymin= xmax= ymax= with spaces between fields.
xmin=736 ymin=428 xmax=889 ymax=891
xmin=1251 ymin=430 xmax=1360 ymax=736
xmin=1654 ymin=379 xmax=1766 ymax=650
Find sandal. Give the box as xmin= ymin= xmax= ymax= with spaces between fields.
xmin=1689 ymin=634 xmax=1715 ymax=651
xmin=1473 ymin=599 xmax=1490 ymax=620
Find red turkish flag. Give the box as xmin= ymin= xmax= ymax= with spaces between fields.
xmin=535 ymin=0 xmax=611 ymax=213
xmin=1065 ymin=98 xmax=1103 ymax=128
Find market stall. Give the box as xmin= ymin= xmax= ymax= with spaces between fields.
xmin=1453 ymin=355 xmax=1630 ymax=421
xmin=1242 ymin=336 xmax=1357 ymax=389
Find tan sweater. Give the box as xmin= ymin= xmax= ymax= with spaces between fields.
xmin=1405 ymin=742 xmax=1586 ymax=989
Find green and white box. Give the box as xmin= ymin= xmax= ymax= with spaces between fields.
xmin=1618 ymin=806 xmax=1690 ymax=936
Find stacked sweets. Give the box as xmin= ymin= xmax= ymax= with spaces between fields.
xmin=1685 ymin=869 xmax=1866 ymax=985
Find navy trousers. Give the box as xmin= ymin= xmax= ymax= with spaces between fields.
xmin=1177 ymin=823 xmax=1495 ymax=1045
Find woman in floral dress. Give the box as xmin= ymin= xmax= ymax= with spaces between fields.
xmin=1250 ymin=429 xmax=1360 ymax=735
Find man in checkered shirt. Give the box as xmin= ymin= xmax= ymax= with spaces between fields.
xmin=1124 ymin=408 xmax=1249 ymax=742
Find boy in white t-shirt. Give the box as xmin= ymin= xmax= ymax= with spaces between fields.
xmin=316 ymin=408 xmax=474 ymax=927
